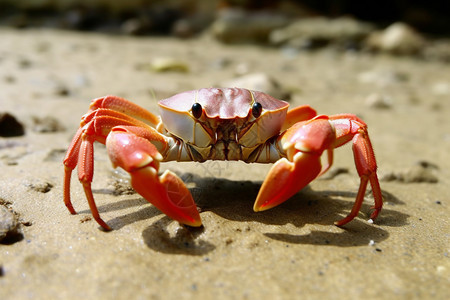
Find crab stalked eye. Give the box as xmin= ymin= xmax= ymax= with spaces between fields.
xmin=252 ymin=102 xmax=263 ymax=118
xmin=191 ymin=103 xmax=203 ymax=119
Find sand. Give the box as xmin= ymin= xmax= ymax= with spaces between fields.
xmin=0 ymin=28 xmax=449 ymax=299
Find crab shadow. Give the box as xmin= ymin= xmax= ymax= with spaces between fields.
xmin=179 ymin=173 xmax=407 ymax=248
xmin=84 ymin=172 xmax=407 ymax=252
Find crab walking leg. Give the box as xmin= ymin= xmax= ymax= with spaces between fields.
xmin=88 ymin=95 xmax=160 ymax=126
xmin=63 ymin=111 xmax=160 ymax=229
xmin=106 ymin=129 xmax=202 ymax=227
xmin=63 ymin=127 xmax=83 ymax=214
xmin=330 ymin=116 xmax=383 ymax=226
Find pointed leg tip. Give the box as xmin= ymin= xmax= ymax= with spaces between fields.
xmin=100 ymin=225 xmax=113 ymax=231
xmin=334 ymin=216 xmax=351 ymax=227
xmin=182 ymin=218 xmax=202 ymax=227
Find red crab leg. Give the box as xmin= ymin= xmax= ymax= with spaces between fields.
xmin=88 ymin=95 xmax=160 ymax=126
xmin=329 ymin=115 xmax=383 ymax=225
xmin=106 ymin=127 xmax=201 ymax=227
xmin=63 ymin=109 xmax=162 ymax=230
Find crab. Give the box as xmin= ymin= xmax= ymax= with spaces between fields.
xmin=63 ymin=88 xmax=383 ymax=230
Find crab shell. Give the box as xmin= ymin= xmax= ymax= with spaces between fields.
xmin=158 ymin=88 xmax=289 ymax=150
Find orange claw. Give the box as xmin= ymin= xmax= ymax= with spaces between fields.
xmin=106 ymin=130 xmax=202 ymax=227
xmin=253 ymin=154 xmax=322 ymax=212
xmin=254 ymin=116 xmax=333 ymax=212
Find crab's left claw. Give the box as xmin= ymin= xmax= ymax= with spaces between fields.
xmin=254 ymin=117 xmax=334 ymax=213
xmin=107 ymin=129 xmax=201 ymax=227
xmin=253 ymin=154 xmax=322 ymax=212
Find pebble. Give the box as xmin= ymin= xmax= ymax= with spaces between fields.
xmin=358 ymin=69 xmax=409 ymax=87
xmin=31 ymin=116 xmax=65 ymax=133
xmin=365 ymin=93 xmax=393 ymax=109
xmin=210 ymin=9 xmax=290 ymax=44
xmin=26 ymin=180 xmax=54 ymax=193
xmin=111 ymin=179 xmax=135 ymax=196
xmin=431 ymin=82 xmax=450 ymax=96
xmin=148 ymin=57 xmax=189 ymax=73
xmin=0 ymin=112 xmax=25 ymax=137
xmin=220 ymin=73 xmax=290 ymax=100
xmin=0 ymin=205 xmax=20 ymax=243
xmin=381 ymin=161 xmax=438 ymax=183
xmin=366 ymin=22 xmax=426 ymax=55
xmin=270 ymin=16 xmax=374 ymax=50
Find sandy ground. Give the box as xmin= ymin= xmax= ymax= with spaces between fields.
xmin=0 ymin=28 xmax=449 ymax=299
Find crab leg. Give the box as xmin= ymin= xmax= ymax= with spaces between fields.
xmin=329 ymin=115 xmax=383 ymax=225
xmin=63 ymin=106 xmax=160 ymax=230
xmin=88 ymin=95 xmax=160 ymax=126
xmin=106 ymin=127 xmax=201 ymax=227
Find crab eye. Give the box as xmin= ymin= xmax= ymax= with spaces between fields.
xmin=192 ymin=103 xmax=203 ymax=119
xmin=252 ymin=102 xmax=262 ymax=118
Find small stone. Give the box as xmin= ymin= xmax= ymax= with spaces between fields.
xmin=431 ymin=82 xmax=450 ymax=96
xmin=366 ymin=22 xmax=426 ymax=55
xmin=121 ymin=18 xmax=149 ymax=35
xmin=0 ymin=206 xmax=20 ymax=242
xmin=270 ymin=16 xmax=374 ymax=49
xmin=211 ymin=9 xmax=289 ymax=44
xmin=402 ymin=164 xmax=438 ymax=183
xmin=0 ymin=113 xmax=25 ymax=137
xmin=26 ymin=180 xmax=54 ymax=193
xmin=32 ymin=116 xmax=65 ymax=133
xmin=149 ymin=57 xmax=189 ymax=73
xmin=365 ymin=93 xmax=393 ymax=109
xmin=111 ymin=179 xmax=135 ymax=196
xmin=54 ymin=85 xmax=70 ymax=96
xmin=380 ymin=161 xmax=438 ymax=183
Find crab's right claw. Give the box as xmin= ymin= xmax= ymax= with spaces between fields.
xmin=106 ymin=130 xmax=201 ymax=227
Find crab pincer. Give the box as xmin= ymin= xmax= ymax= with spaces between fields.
xmin=106 ymin=128 xmax=201 ymax=227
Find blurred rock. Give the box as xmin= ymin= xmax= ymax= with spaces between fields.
xmin=423 ymin=40 xmax=450 ymax=62
xmin=431 ymin=82 xmax=450 ymax=96
xmin=211 ymin=8 xmax=290 ymax=44
xmin=121 ymin=18 xmax=150 ymax=36
xmin=358 ymin=69 xmax=409 ymax=87
xmin=148 ymin=57 xmax=189 ymax=73
xmin=0 ymin=205 xmax=20 ymax=243
xmin=221 ymin=73 xmax=290 ymax=100
xmin=0 ymin=113 xmax=25 ymax=137
xmin=270 ymin=17 xmax=374 ymax=50
xmin=366 ymin=22 xmax=426 ymax=55
xmin=32 ymin=116 xmax=65 ymax=133
xmin=26 ymin=180 xmax=54 ymax=193
xmin=365 ymin=93 xmax=393 ymax=109
xmin=381 ymin=161 xmax=439 ymax=183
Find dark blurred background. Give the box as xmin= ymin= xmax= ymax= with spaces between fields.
xmin=0 ymin=0 xmax=448 ymax=36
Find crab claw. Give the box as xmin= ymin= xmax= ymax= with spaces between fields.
xmin=254 ymin=153 xmax=322 ymax=212
xmin=106 ymin=130 xmax=201 ymax=227
xmin=254 ymin=117 xmax=335 ymax=212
